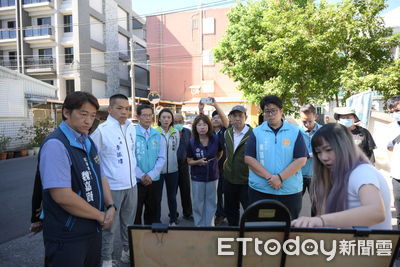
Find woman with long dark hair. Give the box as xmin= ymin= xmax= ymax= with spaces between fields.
xmin=292 ymin=123 xmax=391 ymax=229
xmin=156 ymin=108 xmax=180 ymax=225
xmin=187 ymin=115 xmax=223 ymax=226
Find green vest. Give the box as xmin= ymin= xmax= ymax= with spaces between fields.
xmin=223 ymin=126 xmax=252 ymax=184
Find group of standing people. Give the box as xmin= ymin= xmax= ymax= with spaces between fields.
xmin=29 ymin=91 xmax=398 ymax=267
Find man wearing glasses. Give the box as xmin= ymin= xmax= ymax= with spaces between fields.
xmin=134 ymin=104 xmax=166 ymax=225
xmin=244 ymin=95 xmax=308 ymax=219
xmin=386 ymin=95 xmax=400 ymax=228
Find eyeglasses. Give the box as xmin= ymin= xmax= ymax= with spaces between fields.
xmin=264 ymin=108 xmax=279 ymax=115
xmin=390 ymin=109 xmax=400 ymax=114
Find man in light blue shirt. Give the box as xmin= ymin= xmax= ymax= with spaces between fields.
xmin=245 ymin=95 xmax=308 ymax=219
xmin=134 ymin=104 xmax=166 ymax=224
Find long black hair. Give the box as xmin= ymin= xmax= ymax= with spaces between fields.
xmin=310 ymin=123 xmax=368 ymax=215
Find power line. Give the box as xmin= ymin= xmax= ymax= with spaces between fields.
xmin=0 ymin=0 xmax=239 ymax=31
xmin=136 ymin=0 xmax=238 ymax=17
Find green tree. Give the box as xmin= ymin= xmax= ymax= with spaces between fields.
xmin=214 ymin=0 xmax=400 ymax=112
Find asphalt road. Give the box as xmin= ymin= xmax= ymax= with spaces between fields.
xmin=0 ymin=156 xmax=198 ymax=266
xmin=0 ymin=156 xmax=37 ymax=244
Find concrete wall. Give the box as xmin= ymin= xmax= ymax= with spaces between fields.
xmin=104 ymin=0 xmax=120 ymax=97
xmin=368 ymin=112 xmax=397 ymax=174
xmin=90 ymin=47 xmax=105 ymax=74
xmin=89 ymin=0 xmax=103 ymax=14
xmin=90 ymin=16 xmax=104 ymax=44
xmin=74 ymin=0 xmax=92 ymax=92
xmin=91 ymin=78 xmax=106 ymax=98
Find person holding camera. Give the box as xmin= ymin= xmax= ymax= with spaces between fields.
xmin=187 ymin=114 xmax=223 ymax=226
xmin=199 ymin=97 xmax=229 ymax=225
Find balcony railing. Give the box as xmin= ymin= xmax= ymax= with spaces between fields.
xmin=0 ymin=29 xmax=16 ymax=39
xmin=24 ymin=56 xmax=55 ymax=70
xmin=0 ymin=0 xmax=15 ymax=8
xmin=0 ymin=59 xmax=18 ymax=69
xmin=23 ymin=0 xmax=50 ymax=4
xmin=23 ymin=25 xmax=53 ymax=37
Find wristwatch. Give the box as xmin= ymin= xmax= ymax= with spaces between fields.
xmin=106 ymin=203 xmax=117 ymax=211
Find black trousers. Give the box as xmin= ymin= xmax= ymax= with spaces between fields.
xmin=302 ymin=176 xmax=312 ymax=195
xmin=223 ymin=179 xmax=249 ymax=226
xmin=215 ymin=174 xmax=225 ymax=217
xmin=178 ymin=160 xmax=192 ymax=217
xmin=135 ymin=180 xmax=163 ymax=225
xmin=248 ymin=187 xmax=302 ymax=219
xmin=44 ymin=232 xmax=101 ymax=267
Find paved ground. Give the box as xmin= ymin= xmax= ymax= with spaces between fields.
xmin=0 ymin=156 xmax=398 ymax=266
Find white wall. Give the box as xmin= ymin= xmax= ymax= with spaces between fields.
xmin=0 ymin=78 xmax=25 ymax=117
xmin=90 ymin=16 xmax=104 ymax=44
xmin=90 ymin=48 xmax=105 ymax=73
xmin=117 ymin=6 xmax=128 ymax=30
xmin=89 ymin=0 xmax=103 ymax=14
xmin=91 ymin=79 xmax=106 ymax=98
xmin=118 ymin=33 xmax=128 ymax=55
xmin=119 ymin=61 xmax=129 ymax=80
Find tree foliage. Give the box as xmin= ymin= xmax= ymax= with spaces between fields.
xmin=214 ymin=0 xmax=400 ymax=112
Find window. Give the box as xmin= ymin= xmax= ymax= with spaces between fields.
xmin=117 ymin=6 xmax=128 ymax=30
xmin=134 ymin=66 xmax=149 ymax=87
xmin=65 ymin=47 xmax=73 ymax=64
xmin=66 ymin=79 xmax=75 ymax=95
xmin=202 ymin=17 xmax=215 ymax=34
xmin=37 ymin=17 xmax=51 ymax=26
xmin=38 ymin=48 xmax=52 ymax=64
xmin=192 ymin=19 xmax=198 ymax=30
xmin=134 ymin=43 xmax=147 ymax=64
xmin=39 ymin=48 xmax=52 ymax=57
xmin=64 ymin=15 xmax=72 ymax=33
xmin=7 ymin=21 xmax=15 ymax=29
xmin=42 ymin=80 xmax=54 ymax=85
xmin=132 ymin=18 xmax=143 ymax=29
xmin=8 ymin=51 xmax=17 ymax=67
xmin=202 ymin=50 xmax=215 ymax=66
xmin=9 ymin=51 xmax=16 ymax=61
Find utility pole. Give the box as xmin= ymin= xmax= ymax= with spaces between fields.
xmin=129 ymin=38 xmax=136 ymax=119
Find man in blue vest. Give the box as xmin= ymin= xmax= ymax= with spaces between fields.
xmin=298 ymin=104 xmax=322 ymax=196
xmin=245 ymin=95 xmax=308 ymax=219
xmin=36 ymin=91 xmax=115 ymax=266
xmin=134 ymin=104 xmax=166 ymax=224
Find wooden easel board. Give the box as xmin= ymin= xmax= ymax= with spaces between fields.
xmin=128 ymin=226 xmax=400 ymax=267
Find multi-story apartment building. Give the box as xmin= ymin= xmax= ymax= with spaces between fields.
xmin=146 ymin=7 xmax=258 ymax=125
xmin=0 ymin=0 xmax=149 ymax=100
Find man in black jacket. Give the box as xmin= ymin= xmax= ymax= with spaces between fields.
xmin=174 ymin=113 xmax=193 ymax=221
xmin=334 ymin=107 xmax=376 ymax=163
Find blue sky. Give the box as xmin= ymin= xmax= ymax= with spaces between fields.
xmin=132 ymin=0 xmax=400 ymax=17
